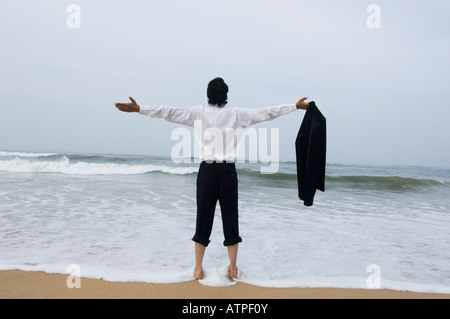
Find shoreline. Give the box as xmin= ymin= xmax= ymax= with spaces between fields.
xmin=1 ymin=270 xmax=449 ymax=299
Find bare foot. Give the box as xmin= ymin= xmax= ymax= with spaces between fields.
xmin=194 ymin=266 xmax=203 ymax=280
xmin=228 ymin=265 xmax=238 ymax=280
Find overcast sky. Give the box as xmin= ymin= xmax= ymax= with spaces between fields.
xmin=1 ymin=0 xmax=449 ymax=167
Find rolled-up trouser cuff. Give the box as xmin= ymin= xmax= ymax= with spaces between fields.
xmin=192 ymin=235 xmax=211 ymax=247
xmin=223 ymin=236 xmax=242 ymax=247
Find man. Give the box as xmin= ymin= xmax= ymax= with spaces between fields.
xmin=115 ymin=77 xmax=309 ymax=280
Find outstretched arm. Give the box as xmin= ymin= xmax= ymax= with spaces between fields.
xmin=236 ymin=97 xmax=310 ymax=128
xmin=115 ymin=97 xmax=140 ymax=113
xmin=114 ymin=97 xmax=201 ymax=127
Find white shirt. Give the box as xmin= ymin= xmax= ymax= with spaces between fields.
xmin=139 ymin=103 xmax=297 ymax=162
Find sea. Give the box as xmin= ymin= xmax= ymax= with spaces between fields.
xmin=1 ymin=150 xmax=449 ymax=293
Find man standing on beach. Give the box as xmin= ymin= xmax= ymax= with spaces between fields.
xmin=115 ymin=77 xmax=309 ymax=280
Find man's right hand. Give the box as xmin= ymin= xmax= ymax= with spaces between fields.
xmin=115 ymin=97 xmax=140 ymax=113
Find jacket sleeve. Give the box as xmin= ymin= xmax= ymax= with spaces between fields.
xmin=139 ymin=105 xmax=202 ymax=127
xmin=236 ymin=103 xmax=297 ymax=128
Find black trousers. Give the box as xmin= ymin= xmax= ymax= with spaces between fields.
xmin=192 ymin=161 xmax=242 ymax=247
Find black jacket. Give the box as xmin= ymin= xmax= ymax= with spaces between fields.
xmin=295 ymin=101 xmax=326 ymax=206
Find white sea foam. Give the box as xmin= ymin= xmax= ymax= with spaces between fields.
xmin=198 ymin=265 xmax=238 ymax=287
xmin=2 ymin=263 xmax=449 ymax=294
xmin=0 ymin=151 xmax=58 ymax=157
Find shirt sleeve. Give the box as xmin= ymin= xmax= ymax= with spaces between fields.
xmin=139 ymin=105 xmax=202 ymax=127
xmin=236 ymin=103 xmax=297 ymax=128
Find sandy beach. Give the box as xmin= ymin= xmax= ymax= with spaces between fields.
xmin=1 ymin=270 xmax=449 ymax=299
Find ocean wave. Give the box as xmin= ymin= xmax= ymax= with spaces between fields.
xmin=0 ymin=151 xmax=59 ymax=158
xmin=326 ymin=175 xmax=450 ymax=191
xmin=0 ymin=157 xmax=198 ymax=175
xmin=0 ymin=152 xmax=448 ymax=190
xmin=236 ymin=169 xmax=449 ymax=190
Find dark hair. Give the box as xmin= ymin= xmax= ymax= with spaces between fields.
xmin=207 ymin=77 xmax=228 ymax=107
